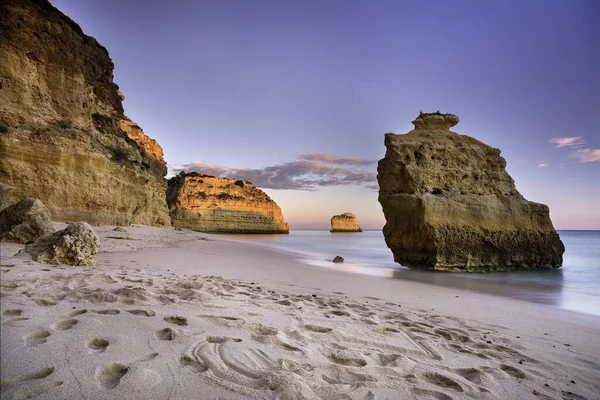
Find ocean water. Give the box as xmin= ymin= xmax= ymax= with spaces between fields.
xmin=226 ymin=230 xmax=600 ymax=316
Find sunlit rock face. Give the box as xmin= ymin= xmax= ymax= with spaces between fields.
xmin=0 ymin=0 xmax=170 ymax=226
xmin=377 ymin=112 xmax=564 ymax=271
xmin=167 ymin=172 xmax=289 ymax=234
xmin=119 ymin=120 xmax=167 ymax=178
xmin=330 ymin=213 xmax=362 ymax=232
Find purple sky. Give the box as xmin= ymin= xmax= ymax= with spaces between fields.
xmin=51 ymin=0 xmax=599 ymax=229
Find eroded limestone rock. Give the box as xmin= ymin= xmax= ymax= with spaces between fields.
xmin=0 ymin=198 xmax=55 ymax=243
xmin=22 ymin=222 xmax=100 ymax=266
xmin=377 ymin=112 xmax=564 ymax=271
xmin=330 ymin=213 xmax=362 ymax=232
xmin=0 ymin=0 xmax=170 ymax=226
xmin=167 ymin=172 xmax=289 ymax=233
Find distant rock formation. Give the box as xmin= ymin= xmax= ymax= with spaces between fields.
xmin=0 ymin=198 xmax=55 ymax=243
xmin=330 ymin=213 xmax=362 ymax=232
xmin=377 ymin=111 xmax=564 ymax=271
xmin=22 ymin=222 xmax=100 ymax=266
xmin=167 ymin=172 xmax=289 ymax=234
xmin=0 ymin=0 xmax=170 ymax=226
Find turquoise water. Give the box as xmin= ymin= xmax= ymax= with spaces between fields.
xmin=226 ymin=230 xmax=600 ymax=316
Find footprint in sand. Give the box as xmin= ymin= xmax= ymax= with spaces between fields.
xmin=304 ymin=324 xmax=332 ymax=333
xmin=411 ymin=387 xmax=454 ymax=400
xmin=65 ymin=309 xmax=88 ymax=317
xmin=246 ymin=323 xmax=278 ymax=336
xmin=374 ymin=327 xmax=400 ymax=334
xmin=34 ymin=299 xmax=57 ymax=307
xmin=420 ymin=372 xmax=464 ymax=392
xmin=164 ymin=316 xmax=187 ymax=326
xmin=327 ymin=351 xmax=367 ymax=367
xmin=94 ymin=363 xmax=129 ymax=390
xmin=178 ymin=355 xmax=208 ymax=373
xmin=2 ymin=366 xmax=55 ymax=388
xmin=3 ymin=309 xmax=22 ymax=316
xmin=454 ymin=368 xmax=484 ymax=384
xmin=330 ymin=310 xmax=351 ymax=317
xmin=91 ymin=309 xmax=120 ymax=315
xmin=370 ymin=353 xmax=402 ymax=367
xmin=500 ymin=364 xmax=527 ymax=379
xmin=4 ymin=317 xmax=29 ymax=323
xmin=52 ymin=319 xmax=78 ymax=330
xmin=155 ymin=327 xmax=175 ymax=341
xmin=126 ymin=309 xmax=156 ymax=317
xmin=328 ymin=343 xmax=348 ymax=350
xmin=25 ymin=331 xmax=51 ymax=345
xmin=87 ymin=338 xmax=109 ymax=353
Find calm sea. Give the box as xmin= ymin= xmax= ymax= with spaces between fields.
xmin=226 ymin=230 xmax=600 ymax=316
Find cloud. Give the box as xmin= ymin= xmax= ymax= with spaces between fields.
xmin=537 ymin=163 xmax=549 ymax=168
xmin=297 ymin=153 xmax=375 ymax=166
xmin=549 ymin=136 xmax=585 ymax=148
xmin=573 ymin=149 xmax=600 ymax=163
xmin=169 ymin=154 xmax=378 ymax=191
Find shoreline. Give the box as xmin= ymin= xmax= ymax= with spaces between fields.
xmin=218 ymin=230 xmax=600 ymax=318
xmin=1 ymin=224 xmax=599 ymax=399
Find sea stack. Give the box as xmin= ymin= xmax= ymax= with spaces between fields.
xmin=330 ymin=213 xmax=362 ymax=232
xmin=167 ymin=172 xmax=289 ymax=234
xmin=377 ymin=111 xmax=564 ymax=271
xmin=0 ymin=0 xmax=170 ymax=226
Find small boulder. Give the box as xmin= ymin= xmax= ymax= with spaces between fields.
xmin=332 ymin=256 xmax=344 ymax=263
xmin=0 ymin=198 xmax=55 ymax=244
xmin=113 ymin=226 xmax=127 ymax=232
xmin=22 ymin=222 xmax=100 ymax=266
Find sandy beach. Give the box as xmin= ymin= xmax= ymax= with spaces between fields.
xmin=1 ymin=224 xmax=599 ymax=400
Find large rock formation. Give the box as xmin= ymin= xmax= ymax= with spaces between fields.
xmin=22 ymin=221 xmax=100 ymax=266
xmin=167 ymin=172 xmax=289 ymax=233
xmin=377 ymin=112 xmax=564 ymax=271
xmin=0 ymin=0 xmax=170 ymax=226
xmin=0 ymin=198 xmax=55 ymax=243
xmin=330 ymin=213 xmax=362 ymax=232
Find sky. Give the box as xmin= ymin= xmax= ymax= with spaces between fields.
xmin=50 ymin=0 xmax=600 ymax=229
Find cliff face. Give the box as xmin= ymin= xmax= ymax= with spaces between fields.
xmin=0 ymin=0 xmax=170 ymax=226
xmin=330 ymin=213 xmax=362 ymax=232
xmin=119 ymin=120 xmax=167 ymax=179
xmin=167 ymin=173 xmax=289 ymax=233
xmin=377 ymin=112 xmax=564 ymax=271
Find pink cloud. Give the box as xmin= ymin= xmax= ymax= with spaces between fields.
xmin=549 ymin=136 xmax=585 ymax=148
xmin=573 ymin=149 xmax=600 ymax=163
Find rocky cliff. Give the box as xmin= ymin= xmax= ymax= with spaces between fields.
xmin=0 ymin=0 xmax=170 ymax=226
xmin=330 ymin=213 xmax=362 ymax=232
xmin=377 ymin=112 xmax=564 ymax=271
xmin=167 ymin=172 xmax=289 ymax=233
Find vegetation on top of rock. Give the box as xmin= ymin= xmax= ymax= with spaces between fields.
xmin=416 ymin=110 xmax=458 ymax=119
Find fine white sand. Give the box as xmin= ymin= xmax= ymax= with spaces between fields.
xmin=1 ymin=224 xmax=599 ymax=400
